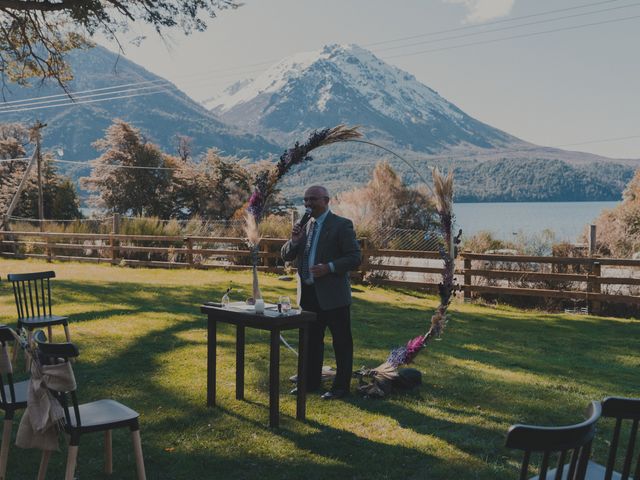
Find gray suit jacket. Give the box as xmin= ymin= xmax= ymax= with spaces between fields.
xmin=281 ymin=211 xmax=361 ymax=311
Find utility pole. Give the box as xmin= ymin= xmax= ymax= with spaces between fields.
xmin=2 ymin=122 xmax=46 ymax=230
xmin=30 ymin=121 xmax=46 ymax=232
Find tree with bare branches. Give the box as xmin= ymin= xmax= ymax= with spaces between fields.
xmin=332 ymin=161 xmax=438 ymax=233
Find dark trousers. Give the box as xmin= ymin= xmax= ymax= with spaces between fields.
xmin=300 ymin=284 xmax=353 ymax=392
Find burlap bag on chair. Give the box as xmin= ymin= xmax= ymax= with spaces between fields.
xmin=16 ymin=360 xmax=76 ymax=451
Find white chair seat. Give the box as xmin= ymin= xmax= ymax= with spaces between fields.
xmin=531 ymin=460 xmax=621 ymax=480
xmin=68 ymin=399 xmax=139 ymax=430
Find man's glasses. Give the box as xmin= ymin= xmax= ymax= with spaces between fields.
xmin=303 ymin=196 xmax=329 ymax=202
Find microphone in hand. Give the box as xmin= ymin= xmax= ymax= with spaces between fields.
xmin=298 ymin=207 xmax=313 ymax=228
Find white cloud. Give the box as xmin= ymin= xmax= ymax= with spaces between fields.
xmin=445 ymin=0 xmax=515 ymax=23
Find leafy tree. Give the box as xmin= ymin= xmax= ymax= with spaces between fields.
xmin=0 ymin=123 xmax=29 ymax=215
xmin=82 ymin=120 xmax=178 ymax=217
xmin=173 ymin=148 xmax=253 ymax=220
xmin=17 ymin=153 xmax=82 ymax=219
xmin=0 ymin=122 xmax=82 ymax=219
xmin=0 ymin=0 xmax=240 ymax=90
xmin=588 ymin=168 xmax=640 ymax=257
xmin=332 ymin=160 xmax=437 ymax=232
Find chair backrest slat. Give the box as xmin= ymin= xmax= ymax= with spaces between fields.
xmin=539 ymin=451 xmax=550 ymax=479
xmin=576 ymin=441 xmax=593 ymax=479
xmin=555 ymin=450 xmax=568 ymax=480
xmin=568 ymin=447 xmax=580 ymax=479
xmin=520 ymin=450 xmax=530 ymax=480
xmin=34 ymin=279 xmax=41 ymax=317
xmin=46 ymin=278 xmax=52 ymax=316
xmin=7 ymin=271 xmax=57 ymax=321
xmin=21 ymin=282 xmax=28 ymax=318
xmin=621 ymin=420 xmax=638 ymax=479
xmin=11 ymin=283 xmax=22 ymax=319
xmin=27 ymin=281 xmax=35 ymax=318
xmin=607 ymin=418 xmax=623 ymax=479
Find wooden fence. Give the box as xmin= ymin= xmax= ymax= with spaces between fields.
xmin=1 ymin=230 xmax=638 ymax=311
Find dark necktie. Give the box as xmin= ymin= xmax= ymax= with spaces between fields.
xmin=300 ymin=220 xmax=317 ymax=282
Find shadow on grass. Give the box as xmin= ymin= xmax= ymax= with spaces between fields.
xmin=2 ymin=276 xmax=637 ymax=479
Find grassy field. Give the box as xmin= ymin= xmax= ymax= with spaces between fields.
xmin=0 ymin=258 xmax=637 ymax=479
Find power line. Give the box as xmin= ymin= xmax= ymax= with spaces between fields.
xmin=375 ymin=2 xmax=640 ymax=53
xmin=558 ymin=134 xmax=640 ymax=147
xmin=0 ymin=79 xmax=168 ymax=106
xmin=0 ymin=88 xmax=172 ymax=114
xmin=54 ymin=159 xmax=181 ymax=171
xmin=363 ymin=0 xmax=624 ymax=47
xmin=0 ymin=66 xmax=267 ymax=112
xmin=385 ymin=13 xmax=640 ymax=59
xmin=0 ymin=82 xmax=173 ymax=111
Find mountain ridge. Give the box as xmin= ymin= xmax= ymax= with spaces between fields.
xmin=0 ymin=45 xmax=280 ymax=170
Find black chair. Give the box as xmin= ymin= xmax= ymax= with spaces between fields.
xmin=33 ymin=330 xmax=146 ymax=480
xmin=583 ymin=397 xmax=640 ymax=480
xmin=7 ymin=271 xmax=72 ymax=352
xmin=506 ymin=401 xmax=602 ymax=480
xmin=0 ymin=325 xmax=27 ymax=480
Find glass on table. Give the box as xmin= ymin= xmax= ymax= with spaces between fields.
xmin=278 ymin=296 xmax=292 ymax=315
xmin=221 ymin=291 xmax=230 ymax=308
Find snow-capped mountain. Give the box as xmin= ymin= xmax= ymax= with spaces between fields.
xmin=207 ymin=43 xmax=522 ymax=152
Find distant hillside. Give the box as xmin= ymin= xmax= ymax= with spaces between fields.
xmin=0 ymin=45 xmax=279 ymax=179
xmin=454 ymin=159 xmax=635 ymax=202
xmin=273 ymin=145 xmax=636 ymax=203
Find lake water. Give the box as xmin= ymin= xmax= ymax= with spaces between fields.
xmin=454 ymin=201 xmax=620 ymax=242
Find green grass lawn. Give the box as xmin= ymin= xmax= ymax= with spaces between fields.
xmin=0 ymin=258 xmax=637 ymax=479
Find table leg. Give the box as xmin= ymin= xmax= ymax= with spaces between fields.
xmin=207 ymin=317 xmax=217 ymax=407
xmin=296 ymin=326 xmax=309 ymax=420
xmin=236 ymin=325 xmax=245 ymax=400
xmin=269 ymin=328 xmax=280 ymax=428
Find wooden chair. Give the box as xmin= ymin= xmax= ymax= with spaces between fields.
xmin=6 ymin=271 xmax=71 ymax=357
xmin=506 ymin=401 xmax=602 ymax=480
xmin=583 ymin=397 xmax=640 ymax=480
xmin=0 ymin=325 xmax=27 ymax=480
xmin=33 ymin=331 xmax=147 ymax=480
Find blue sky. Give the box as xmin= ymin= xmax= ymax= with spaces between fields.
xmin=99 ymin=0 xmax=640 ymax=159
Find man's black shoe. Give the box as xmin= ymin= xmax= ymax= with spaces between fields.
xmin=320 ymin=390 xmax=348 ymax=400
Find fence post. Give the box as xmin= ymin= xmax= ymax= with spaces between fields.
xmin=46 ymin=232 xmax=52 ymax=263
xmin=185 ymin=237 xmax=194 ymax=267
xmin=589 ymin=225 xmax=597 ymax=255
xmin=588 ymin=261 xmax=602 ymax=315
xmin=261 ymin=241 xmax=270 ymax=268
xmin=111 ymin=213 xmax=120 ymax=264
xmin=463 ymin=255 xmax=472 ymax=301
xmin=1 ymin=214 xmax=14 ymax=256
xmin=360 ymin=238 xmax=369 ymax=281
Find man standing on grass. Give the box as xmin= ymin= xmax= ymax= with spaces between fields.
xmin=282 ymin=185 xmax=361 ymax=400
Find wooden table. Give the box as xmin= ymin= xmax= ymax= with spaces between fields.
xmin=201 ymin=303 xmax=316 ymax=428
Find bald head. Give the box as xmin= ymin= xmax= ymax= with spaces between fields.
xmin=304 ymin=185 xmax=330 ymax=218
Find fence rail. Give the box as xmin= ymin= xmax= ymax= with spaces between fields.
xmin=1 ymin=230 xmax=638 ymax=312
